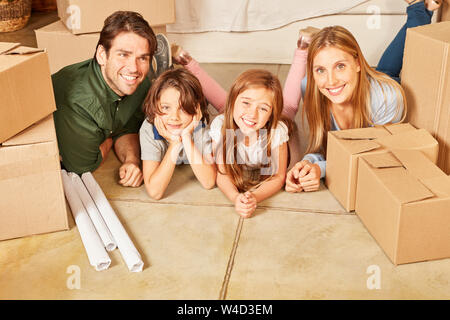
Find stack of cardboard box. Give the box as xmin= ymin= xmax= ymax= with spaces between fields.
xmin=326 ymin=123 xmax=450 ymax=265
xmin=0 ymin=43 xmax=68 ymax=241
xmin=35 ymin=0 xmax=176 ymax=74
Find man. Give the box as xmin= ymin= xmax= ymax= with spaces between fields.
xmin=52 ymin=11 xmax=171 ymax=187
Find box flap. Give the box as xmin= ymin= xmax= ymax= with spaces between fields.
xmin=332 ymin=127 xmax=390 ymax=140
xmin=377 ymin=129 xmax=438 ymax=151
xmin=361 ymin=152 xmax=403 ymax=168
xmin=383 ymin=123 xmax=416 ymax=135
xmin=4 ymin=47 xmax=45 ymax=55
xmin=343 ymin=139 xmax=381 ymax=155
xmin=374 ymin=166 xmax=435 ymax=204
xmin=391 ymin=149 xmax=444 ymax=180
xmin=419 ymin=176 xmax=450 ymax=198
xmin=2 ymin=115 xmax=56 ymax=146
xmin=0 ymin=42 xmax=20 ymax=55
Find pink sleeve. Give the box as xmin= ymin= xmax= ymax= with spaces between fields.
xmin=282 ymin=49 xmax=308 ymax=120
xmin=184 ymin=58 xmax=228 ymax=114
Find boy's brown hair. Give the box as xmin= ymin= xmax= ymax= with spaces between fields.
xmin=143 ymin=68 xmax=209 ymax=123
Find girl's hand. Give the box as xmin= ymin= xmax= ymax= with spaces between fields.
xmin=234 ymin=192 xmax=257 ymax=218
xmin=154 ymin=116 xmax=181 ymax=145
xmin=181 ymin=108 xmax=203 ymax=140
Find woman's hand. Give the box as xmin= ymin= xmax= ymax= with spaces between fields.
xmin=285 ymin=160 xmax=321 ymax=192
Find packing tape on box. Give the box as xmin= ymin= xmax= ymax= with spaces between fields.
xmin=81 ymin=172 xmax=144 ymax=272
xmin=61 ymin=170 xmax=111 ymax=271
xmin=69 ymin=172 xmax=117 ymax=252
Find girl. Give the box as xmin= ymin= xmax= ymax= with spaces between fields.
xmin=140 ymin=68 xmax=216 ymax=200
xmin=376 ymin=0 xmax=442 ymax=83
xmin=284 ymin=25 xmax=407 ymax=193
xmin=210 ymin=69 xmax=289 ymax=218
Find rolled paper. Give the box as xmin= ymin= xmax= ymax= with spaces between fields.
xmin=81 ymin=172 xmax=144 ymax=272
xmin=69 ymin=172 xmax=117 ymax=252
xmin=61 ymin=170 xmax=111 ymax=271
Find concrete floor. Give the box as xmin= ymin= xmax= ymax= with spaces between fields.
xmin=1 ymin=11 xmax=449 ymax=300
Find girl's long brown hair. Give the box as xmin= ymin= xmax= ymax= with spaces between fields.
xmin=218 ymin=69 xmax=286 ymax=192
xmin=303 ymin=26 xmax=407 ymax=155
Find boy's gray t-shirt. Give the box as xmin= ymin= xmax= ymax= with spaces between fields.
xmin=139 ymin=119 xmax=212 ymax=164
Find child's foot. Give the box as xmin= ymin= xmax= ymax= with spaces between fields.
xmin=171 ymin=44 xmax=192 ymax=66
xmin=297 ymin=26 xmax=321 ymax=50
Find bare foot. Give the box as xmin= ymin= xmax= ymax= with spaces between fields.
xmin=297 ymin=26 xmax=321 ymax=50
xmin=171 ymin=44 xmax=192 ymax=66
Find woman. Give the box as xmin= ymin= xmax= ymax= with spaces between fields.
xmin=285 ymin=26 xmax=407 ymax=193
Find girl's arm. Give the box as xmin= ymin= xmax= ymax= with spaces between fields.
xmin=251 ymin=142 xmax=288 ymax=203
xmin=142 ymin=142 xmax=180 ymax=200
xmin=181 ymin=134 xmax=216 ymax=190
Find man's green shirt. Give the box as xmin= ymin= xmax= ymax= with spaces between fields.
xmin=52 ymin=58 xmax=150 ymax=174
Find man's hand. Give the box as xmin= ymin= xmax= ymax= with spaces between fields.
xmin=234 ymin=191 xmax=257 ymax=218
xmin=119 ymin=161 xmax=143 ymax=187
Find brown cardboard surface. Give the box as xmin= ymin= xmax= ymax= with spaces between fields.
xmin=0 ymin=115 xmax=68 ymax=241
xmin=325 ymin=124 xmax=439 ymax=211
xmin=0 ymin=44 xmax=56 ymax=142
xmin=402 ymin=22 xmax=450 ymax=174
xmin=35 ymin=20 xmax=166 ymax=74
xmin=56 ymin=0 xmax=175 ymax=35
xmin=356 ymin=150 xmax=450 ymax=264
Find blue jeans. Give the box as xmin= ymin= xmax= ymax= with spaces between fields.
xmin=376 ymin=1 xmax=433 ymax=83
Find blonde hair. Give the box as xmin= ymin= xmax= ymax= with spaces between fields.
xmin=218 ymin=69 xmax=287 ymax=192
xmin=303 ymin=26 xmax=407 ymax=154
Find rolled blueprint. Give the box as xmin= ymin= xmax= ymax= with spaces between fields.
xmin=69 ymin=172 xmax=117 ymax=252
xmin=61 ymin=170 xmax=111 ymax=271
xmin=81 ymin=172 xmax=144 ymax=272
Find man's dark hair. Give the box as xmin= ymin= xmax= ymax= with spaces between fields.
xmin=95 ymin=11 xmax=157 ymax=61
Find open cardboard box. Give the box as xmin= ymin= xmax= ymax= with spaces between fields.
xmin=0 ymin=43 xmax=56 ymax=142
xmin=0 ymin=115 xmax=68 ymax=241
xmin=355 ymin=149 xmax=450 ymax=265
xmin=56 ymin=0 xmax=175 ymax=35
xmin=326 ymin=123 xmax=438 ymax=212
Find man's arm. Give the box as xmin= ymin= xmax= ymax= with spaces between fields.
xmin=113 ymin=133 xmax=143 ymax=187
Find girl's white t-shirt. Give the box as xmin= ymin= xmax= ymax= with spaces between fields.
xmin=209 ymin=115 xmax=289 ymax=168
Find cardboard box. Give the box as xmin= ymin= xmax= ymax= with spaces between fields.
xmin=0 ymin=43 xmax=56 ymax=142
xmin=36 ymin=20 xmax=166 ymax=74
xmin=0 ymin=115 xmax=69 ymax=241
xmin=355 ymin=149 xmax=450 ymax=265
xmin=326 ymin=123 xmax=439 ymax=212
xmin=401 ymin=22 xmax=450 ymax=174
xmin=56 ymin=0 xmax=175 ymax=35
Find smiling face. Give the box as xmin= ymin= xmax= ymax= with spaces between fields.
xmin=157 ymin=87 xmax=194 ymax=135
xmin=97 ymin=31 xmax=151 ymax=96
xmin=312 ymin=46 xmax=361 ymax=106
xmin=232 ymin=87 xmax=273 ymax=136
